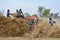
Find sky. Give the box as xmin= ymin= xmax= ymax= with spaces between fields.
xmin=0 ymin=0 xmax=60 ymax=16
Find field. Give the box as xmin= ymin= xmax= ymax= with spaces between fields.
xmin=0 ymin=37 xmax=60 ymax=40
xmin=0 ymin=14 xmax=60 ymax=40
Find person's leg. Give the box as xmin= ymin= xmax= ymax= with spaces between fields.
xmin=20 ymin=15 xmax=24 ymax=18
xmin=51 ymin=24 xmax=53 ymax=26
xmin=16 ymin=16 xmax=20 ymax=18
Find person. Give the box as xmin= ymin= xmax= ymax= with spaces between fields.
xmin=7 ymin=9 xmax=11 ymax=17
xmin=16 ymin=9 xmax=19 ymax=13
xmin=49 ymin=18 xmax=56 ymax=26
xmin=17 ymin=9 xmax=24 ymax=18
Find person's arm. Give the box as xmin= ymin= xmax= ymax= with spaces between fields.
xmin=49 ymin=21 xmax=51 ymax=24
xmin=53 ymin=21 xmax=56 ymax=23
xmin=10 ymin=13 xmax=13 ymax=15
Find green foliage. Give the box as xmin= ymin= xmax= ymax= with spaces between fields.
xmin=32 ymin=14 xmax=38 ymax=18
xmin=54 ymin=12 xmax=59 ymax=17
xmin=25 ymin=12 xmax=30 ymax=17
xmin=43 ymin=9 xmax=50 ymax=16
xmin=38 ymin=6 xmax=51 ymax=16
xmin=38 ymin=6 xmax=44 ymax=13
xmin=51 ymin=13 xmax=53 ymax=16
xmin=38 ymin=6 xmax=44 ymax=16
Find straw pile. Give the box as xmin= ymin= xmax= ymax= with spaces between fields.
xmin=0 ymin=14 xmax=60 ymax=38
xmin=35 ymin=20 xmax=60 ymax=38
xmin=0 ymin=14 xmax=29 ymax=37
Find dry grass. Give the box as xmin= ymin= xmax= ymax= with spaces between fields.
xmin=0 ymin=14 xmax=60 ymax=40
xmin=0 ymin=37 xmax=60 ymax=40
xmin=34 ymin=20 xmax=60 ymax=38
xmin=0 ymin=14 xmax=29 ymax=37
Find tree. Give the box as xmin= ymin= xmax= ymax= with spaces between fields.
xmin=38 ymin=6 xmax=44 ymax=16
xmin=54 ymin=12 xmax=59 ymax=17
xmin=43 ymin=9 xmax=50 ymax=16
xmin=32 ymin=14 xmax=38 ymax=18
xmin=24 ymin=12 xmax=30 ymax=17
xmin=56 ymin=12 xmax=59 ymax=16
xmin=51 ymin=13 xmax=53 ymax=16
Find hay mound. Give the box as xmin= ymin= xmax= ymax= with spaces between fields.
xmin=0 ymin=15 xmax=29 ymax=37
xmin=23 ymin=20 xmax=60 ymax=38
xmin=0 ymin=14 xmax=60 ymax=38
xmin=35 ymin=20 xmax=60 ymax=38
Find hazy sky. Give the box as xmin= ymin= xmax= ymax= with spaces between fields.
xmin=0 ymin=0 xmax=60 ymax=16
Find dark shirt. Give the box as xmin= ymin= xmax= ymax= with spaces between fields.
xmin=49 ymin=20 xmax=56 ymax=26
xmin=18 ymin=11 xmax=24 ymax=16
xmin=7 ymin=13 xmax=11 ymax=17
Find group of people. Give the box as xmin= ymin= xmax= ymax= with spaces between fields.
xmin=6 ymin=9 xmax=56 ymax=26
xmin=7 ymin=9 xmax=24 ymax=18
